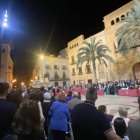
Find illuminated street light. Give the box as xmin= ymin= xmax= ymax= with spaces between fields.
xmin=40 ymin=54 xmax=44 ymax=59
xmin=2 ymin=10 xmax=8 ymax=28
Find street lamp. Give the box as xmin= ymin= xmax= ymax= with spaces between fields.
xmin=0 ymin=10 xmax=8 ymax=82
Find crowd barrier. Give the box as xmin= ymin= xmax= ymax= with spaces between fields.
xmin=64 ymin=89 xmax=140 ymax=96
xmin=118 ymin=89 xmax=140 ymax=96
xmin=64 ymin=89 xmax=104 ymax=95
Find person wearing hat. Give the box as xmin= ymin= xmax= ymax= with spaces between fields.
xmin=41 ymin=92 xmax=53 ymax=138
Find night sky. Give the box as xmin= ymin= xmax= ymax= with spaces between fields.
xmin=0 ymin=0 xmax=131 ymax=83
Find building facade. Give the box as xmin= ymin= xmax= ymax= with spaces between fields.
xmin=33 ymin=54 xmax=70 ymax=87
xmin=0 ymin=44 xmax=14 ymax=86
xmin=33 ymin=1 xmax=140 ymax=86
xmin=66 ymin=0 xmax=140 ymax=84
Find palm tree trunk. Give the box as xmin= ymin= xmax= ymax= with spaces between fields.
xmin=92 ymin=60 xmax=97 ymax=83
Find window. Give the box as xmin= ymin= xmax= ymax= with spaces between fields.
xmin=72 ymin=68 xmax=75 ymax=76
xmin=71 ymin=56 xmax=75 ymax=64
xmin=54 ymin=72 xmax=59 ymax=80
xmin=116 ymin=17 xmax=120 ymax=23
xmin=111 ymin=20 xmax=115 ymax=25
xmin=2 ymin=49 xmax=5 ymax=53
xmin=86 ymin=64 xmax=91 ymax=74
xmin=63 ymin=72 xmax=66 ymax=80
xmin=54 ymin=65 xmax=58 ymax=69
xmin=121 ymin=15 xmax=125 ymax=20
xmin=45 ymin=64 xmax=50 ymax=69
xmin=79 ymin=67 xmax=82 ymax=75
xmin=62 ymin=65 xmax=66 ymax=70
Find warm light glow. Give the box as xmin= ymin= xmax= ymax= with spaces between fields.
xmin=12 ymin=79 xmax=17 ymax=83
xmin=35 ymin=76 xmax=37 ymax=80
xmin=21 ymin=82 xmax=24 ymax=86
xmin=30 ymin=79 xmax=33 ymax=82
xmin=40 ymin=54 xmax=44 ymax=59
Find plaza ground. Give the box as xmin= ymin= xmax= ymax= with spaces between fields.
xmin=81 ymin=95 xmax=139 ymax=119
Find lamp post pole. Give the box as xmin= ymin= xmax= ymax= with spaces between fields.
xmin=0 ymin=10 xmax=8 ymax=82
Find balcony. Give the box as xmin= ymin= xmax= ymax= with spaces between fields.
xmin=62 ymin=66 xmax=67 ymax=70
xmin=70 ymin=61 xmax=76 ymax=65
xmin=78 ymin=72 xmax=83 ymax=75
xmin=71 ymin=73 xmax=76 ymax=76
xmin=86 ymin=71 xmax=92 ymax=74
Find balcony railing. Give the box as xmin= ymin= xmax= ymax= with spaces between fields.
xmin=78 ymin=72 xmax=83 ymax=75
xmin=70 ymin=61 xmax=76 ymax=65
xmin=86 ymin=71 xmax=92 ymax=74
xmin=71 ymin=73 xmax=76 ymax=76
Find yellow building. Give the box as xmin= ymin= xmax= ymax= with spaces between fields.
xmin=0 ymin=44 xmax=14 ymax=86
xmin=34 ymin=1 xmax=140 ymax=86
xmin=66 ymin=0 xmax=140 ymax=84
xmin=33 ymin=54 xmax=70 ymax=87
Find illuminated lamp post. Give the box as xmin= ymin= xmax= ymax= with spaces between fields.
xmin=0 ymin=10 xmax=8 ymax=82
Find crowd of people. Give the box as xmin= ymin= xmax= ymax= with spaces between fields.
xmin=64 ymin=79 xmax=140 ymax=95
xmin=0 ymin=82 xmax=140 ymax=140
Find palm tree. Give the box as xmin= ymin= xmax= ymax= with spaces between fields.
xmin=77 ymin=37 xmax=114 ymax=83
xmin=115 ymin=0 xmax=140 ymax=54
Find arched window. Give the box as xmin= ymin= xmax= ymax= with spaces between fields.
xmin=86 ymin=64 xmax=92 ymax=74
xmin=111 ymin=20 xmax=115 ymax=25
xmin=116 ymin=17 xmax=120 ymax=23
xmin=121 ymin=15 xmax=125 ymax=20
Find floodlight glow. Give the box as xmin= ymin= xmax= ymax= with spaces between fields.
xmin=4 ymin=10 xmax=8 ymax=18
xmin=4 ymin=19 xmax=7 ymax=22
xmin=2 ymin=22 xmax=8 ymax=27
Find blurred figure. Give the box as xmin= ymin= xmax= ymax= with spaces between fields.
xmin=7 ymin=100 xmax=45 ymax=140
xmin=41 ymin=91 xmax=53 ymax=137
xmin=98 ymin=105 xmax=107 ymax=113
xmin=68 ymin=92 xmax=83 ymax=111
xmin=71 ymin=86 xmax=121 ymax=140
xmin=112 ymin=106 xmax=130 ymax=127
xmin=114 ymin=117 xmax=128 ymax=140
xmin=0 ymin=83 xmax=17 ymax=139
xmin=7 ymin=89 xmax=23 ymax=108
xmin=65 ymin=91 xmax=73 ymax=103
xmin=128 ymin=96 xmax=140 ymax=140
xmin=49 ymin=93 xmax=70 ymax=140
xmin=29 ymin=90 xmax=45 ymax=131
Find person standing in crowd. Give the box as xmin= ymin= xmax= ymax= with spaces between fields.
xmin=98 ymin=105 xmax=114 ymax=123
xmin=65 ymin=91 xmax=73 ymax=103
xmin=112 ymin=106 xmax=130 ymax=127
xmin=68 ymin=92 xmax=83 ymax=112
xmin=0 ymin=83 xmax=17 ymax=139
xmin=71 ymin=86 xmax=121 ymax=140
xmin=114 ymin=117 xmax=129 ymax=140
xmin=2 ymin=100 xmax=45 ymax=140
xmin=49 ymin=93 xmax=70 ymax=140
xmin=128 ymin=96 xmax=140 ymax=140
xmin=29 ymin=90 xmax=45 ymax=131
xmin=41 ymin=91 xmax=53 ymax=138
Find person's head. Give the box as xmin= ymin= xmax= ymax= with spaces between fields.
xmin=118 ymin=106 xmax=128 ymax=118
xmin=57 ymin=92 xmax=66 ymax=102
xmin=98 ymin=105 xmax=107 ymax=114
xmin=114 ymin=117 xmax=127 ymax=138
xmin=12 ymin=100 xmax=40 ymax=135
xmin=86 ymin=86 xmax=97 ymax=103
xmin=7 ymin=89 xmax=23 ymax=107
xmin=67 ymin=91 xmax=73 ymax=97
xmin=29 ymin=89 xmax=41 ymax=102
xmin=73 ymin=92 xmax=80 ymax=99
xmin=0 ymin=83 xmax=9 ymax=97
